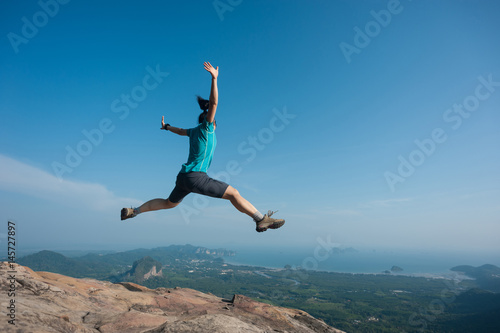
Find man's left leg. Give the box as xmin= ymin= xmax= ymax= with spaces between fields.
xmin=222 ymin=186 xmax=285 ymax=232
xmin=222 ymin=186 xmax=258 ymax=217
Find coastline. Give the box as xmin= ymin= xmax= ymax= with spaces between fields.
xmin=222 ymin=257 xmax=474 ymax=282
xmin=221 ymin=247 xmax=494 ymax=281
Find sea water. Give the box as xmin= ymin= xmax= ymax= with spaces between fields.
xmin=223 ymin=246 xmax=500 ymax=277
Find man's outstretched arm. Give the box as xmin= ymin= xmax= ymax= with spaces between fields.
xmin=204 ymin=61 xmax=218 ymax=124
xmin=161 ymin=116 xmax=187 ymax=136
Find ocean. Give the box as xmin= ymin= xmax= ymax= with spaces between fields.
xmin=223 ymin=246 xmax=500 ymax=278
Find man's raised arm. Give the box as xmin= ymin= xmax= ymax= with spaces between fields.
xmin=204 ymin=62 xmax=218 ymax=124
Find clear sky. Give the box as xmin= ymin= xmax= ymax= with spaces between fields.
xmin=1 ymin=0 xmax=499 ymax=255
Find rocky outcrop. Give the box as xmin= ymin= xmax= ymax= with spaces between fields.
xmin=0 ymin=262 xmax=344 ymax=333
xmin=124 ymin=256 xmax=163 ymax=283
xmin=142 ymin=265 xmax=162 ymax=281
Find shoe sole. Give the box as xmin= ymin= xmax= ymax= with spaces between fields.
xmin=121 ymin=208 xmax=132 ymax=221
xmin=256 ymin=220 xmax=285 ymax=233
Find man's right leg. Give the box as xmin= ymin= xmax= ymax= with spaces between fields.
xmin=121 ymin=174 xmax=189 ymax=221
xmin=121 ymin=199 xmax=179 ymax=221
xmin=139 ymin=198 xmax=179 ymax=213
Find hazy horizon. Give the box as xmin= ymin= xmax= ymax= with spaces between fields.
xmin=11 ymin=243 xmax=500 ymax=278
xmin=14 ymin=241 xmax=500 ymax=265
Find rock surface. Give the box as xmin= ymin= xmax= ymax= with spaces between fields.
xmin=0 ymin=262 xmax=344 ymax=333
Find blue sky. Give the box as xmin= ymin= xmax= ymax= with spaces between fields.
xmin=1 ymin=0 xmax=499 ymax=256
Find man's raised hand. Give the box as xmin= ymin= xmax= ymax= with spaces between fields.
xmin=161 ymin=116 xmax=169 ymax=130
xmin=204 ymin=62 xmax=218 ymax=79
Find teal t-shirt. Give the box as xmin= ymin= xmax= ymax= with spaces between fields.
xmin=180 ymin=118 xmax=217 ymax=173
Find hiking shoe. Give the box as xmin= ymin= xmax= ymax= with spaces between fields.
xmin=121 ymin=208 xmax=136 ymax=221
xmin=256 ymin=210 xmax=285 ymax=233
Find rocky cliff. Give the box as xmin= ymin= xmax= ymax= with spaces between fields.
xmin=124 ymin=256 xmax=163 ymax=282
xmin=0 ymin=262 xmax=344 ymax=333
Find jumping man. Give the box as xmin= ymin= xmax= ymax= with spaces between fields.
xmin=121 ymin=62 xmax=285 ymax=233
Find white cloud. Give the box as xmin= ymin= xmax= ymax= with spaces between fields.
xmin=0 ymin=154 xmax=140 ymax=211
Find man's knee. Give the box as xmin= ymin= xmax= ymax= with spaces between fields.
xmin=231 ymin=187 xmax=240 ymax=198
xmin=223 ymin=186 xmax=239 ymax=200
xmin=166 ymin=199 xmax=180 ymax=208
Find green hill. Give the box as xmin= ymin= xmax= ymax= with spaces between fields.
xmin=77 ymin=245 xmax=232 ymax=267
xmin=16 ymin=245 xmax=233 ymax=281
xmin=18 ymin=250 xmax=107 ymax=278
xmin=18 ymin=250 xmax=125 ymax=279
xmin=451 ymin=264 xmax=500 ymax=293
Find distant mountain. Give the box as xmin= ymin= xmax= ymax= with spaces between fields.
xmin=18 ymin=250 xmax=79 ymax=272
xmin=122 ymin=256 xmax=163 ymax=283
xmin=78 ymin=245 xmax=234 ymax=266
xmin=451 ymin=264 xmax=500 ymax=293
xmin=17 ymin=250 xmax=118 ymax=279
xmin=195 ymin=246 xmax=235 ymax=257
xmin=451 ymin=264 xmax=500 ymax=276
xmin=17 ymin=245 xmax=235 ymax=281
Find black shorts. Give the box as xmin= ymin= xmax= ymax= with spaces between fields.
xmin=168 ymin=172 xmax=229 ymax=203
